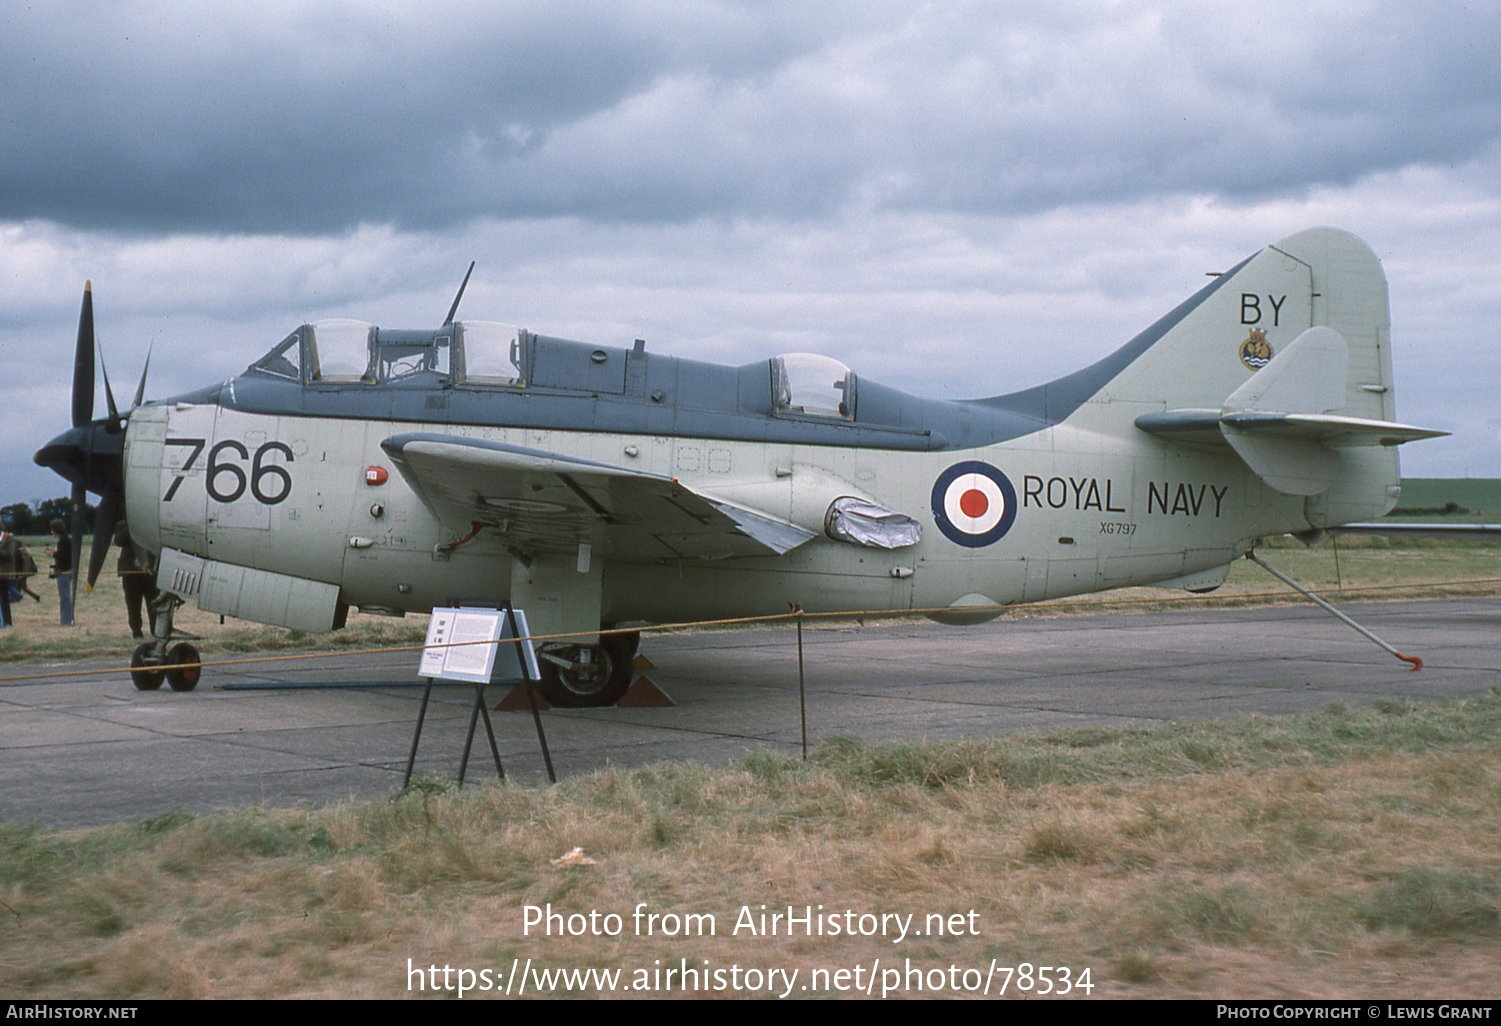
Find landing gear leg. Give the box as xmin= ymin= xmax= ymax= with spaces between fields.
xmin=130 ymin=594 xmax=199 ymax=691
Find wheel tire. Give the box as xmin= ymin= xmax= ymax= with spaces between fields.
xmin=615 ymin=630 xmax=641 ymax=659
xmin=536 ymin=636 xmax=634 ymax=708
xmin=165 ymin=642 xmax=202 ymax=692
xmin=130 ymin=642 xmax=165 ymax=691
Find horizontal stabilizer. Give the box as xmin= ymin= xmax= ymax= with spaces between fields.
xmin=1137 ymin=326 xmax=1447 ymax=495
xmin=1220 ymin=411 xmax=1448 ymax=446
xmin=1137 ymin=409 xmax=1446 ymax=447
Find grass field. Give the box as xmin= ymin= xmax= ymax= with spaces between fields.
xmin=0 ymin=697 xmax=1497 ymax=999
xmin=0 ymin=539 xmax=429 ymax=666
xmin=5 ymin=532 xmax=1501 ymax=667
xmin=1 ymin=530 xmax=1499 ymax=998
xmin=1390 ymin=478 xmax=1501 ymax=520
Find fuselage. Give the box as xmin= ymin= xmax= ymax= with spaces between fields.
xmin=118 ymin=316 xmax=1309 ymax=633
xmin=31 ymin=226 xmax=1411 ymax=642
xmin=29 ymin=228 xmax=1430 ymax=706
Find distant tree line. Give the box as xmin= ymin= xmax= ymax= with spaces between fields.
xmin=0 ymin=499 xmax=98 ymax=535
xmin=1390 ymin=501 xmax=1468 ymax=516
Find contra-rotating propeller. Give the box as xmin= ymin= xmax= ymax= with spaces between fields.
xmin=34 ymin=282 xmax=149 ymax=591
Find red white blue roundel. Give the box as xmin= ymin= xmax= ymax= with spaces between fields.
xmin=931 ymin=461 xmax=1018 ymax=547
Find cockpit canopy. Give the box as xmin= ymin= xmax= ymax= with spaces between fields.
xmin=770 ymin=352 xmax=855 ymax=420
xmin=249 ymin=323 xmax=863 ymax=418
xmin=232 ymin=313 xmax=986 ymax=448
xmin=250 ymin=319 xmax=524 ymax=387
xmin=457 ymin=321 xmax=525 ymax=385
xmin=244 ymin=321 xmax=897 ymax=431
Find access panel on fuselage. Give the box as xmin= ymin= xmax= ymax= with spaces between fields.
xmin=190 ymin=408 xmax=353 ymax=586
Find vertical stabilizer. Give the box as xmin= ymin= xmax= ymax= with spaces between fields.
xmin=1024 ymin=228 xmax=1443 ymax=525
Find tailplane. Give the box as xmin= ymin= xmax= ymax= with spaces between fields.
xmin=1006 ymin=227 xmax=1445 ymax=523
xmin=1138 ymin=324 xmax=1444 ymax=496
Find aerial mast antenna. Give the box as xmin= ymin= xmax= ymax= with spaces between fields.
xmin=442 ymin=261 xmax=476 ymax=326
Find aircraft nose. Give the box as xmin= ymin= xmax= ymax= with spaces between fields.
xmin=34 ymin=424 xmax=89 ymax=485
xmin=34 ymin=420 xmax=125 ymax=494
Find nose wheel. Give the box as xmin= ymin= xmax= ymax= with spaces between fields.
xmin=130 ymin=643 xmax=165 ymax=691
xmin=130 ymin=640 xmax=201 ymax=691
xmin=129 ymin=594 xmax=200 ymax=692
xmin=165 ymin=642 xmax=202 ymax=691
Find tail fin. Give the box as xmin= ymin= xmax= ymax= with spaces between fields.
xmin=1030 ymin=226 xmax=1444 ymax=523
xmin=1038 ymin=227 xmax=1394 ymax=416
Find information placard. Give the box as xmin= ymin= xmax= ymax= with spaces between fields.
xmin=419 ymin=606 xmax=538 ymax=684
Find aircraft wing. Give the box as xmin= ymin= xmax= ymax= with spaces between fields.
xmin=380 ymin=432 xmax=815 ymax=560
xmin=1327 ymin=522 xmax=1501 ymax=540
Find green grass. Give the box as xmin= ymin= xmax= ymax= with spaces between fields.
xmin=1390 ymin=478 xmax=1501 ymax=520
xmin=2 ymin=692 xmax=1498 ymax=999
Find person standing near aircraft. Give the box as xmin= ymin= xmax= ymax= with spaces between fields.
xmin=0 ymin=523 xmax=20 ymax=628
xmin=45 ymin=519 xmax=75 ymax=627
xmin=114 ymin=521 xmax=157 ymax=639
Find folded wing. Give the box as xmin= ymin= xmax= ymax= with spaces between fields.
xmin=381 ymin=432 xmax=815 ymax=559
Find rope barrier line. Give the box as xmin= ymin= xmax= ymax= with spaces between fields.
xmin=2 ymin=575 xmax=1499 ymax=685
xmin=0 ymin=615 xmax=810 ymax=683
xmin=0 ymin=570 xmax=152 ymax=579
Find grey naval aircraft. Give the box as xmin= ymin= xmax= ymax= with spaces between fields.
xmin=35 ymin=227 xmax=1445 ymax=704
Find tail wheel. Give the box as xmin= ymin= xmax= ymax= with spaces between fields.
xmin=130 ymin=643 xmax=165 ymax=691
xmin=165 ymin=642 xmax=202 ymax=692
xmin=536 ymin=635 xmax=634 ymax=708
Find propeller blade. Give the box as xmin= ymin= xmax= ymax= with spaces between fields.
xmin=99 ymin=339 xmax=121 ymax=425
xmin=72 ymin=282 xmax=95 ymax=428
xmin=131 ymin=341 xmax=154 ymax=408
xmin=88 ymin=488 xmax=121 ymax=590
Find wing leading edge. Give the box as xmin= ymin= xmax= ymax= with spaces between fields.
xmin=381 ymin=432 xmax=815 ymax=560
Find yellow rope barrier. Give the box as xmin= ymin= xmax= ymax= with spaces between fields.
xmin=2 ymin=574 xmax=1499 ymax=685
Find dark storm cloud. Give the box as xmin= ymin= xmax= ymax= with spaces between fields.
xmin=0 ymin=1 xmax=889 ymax=231
xmin=4 ymin=2 xmax=1500 ymax=234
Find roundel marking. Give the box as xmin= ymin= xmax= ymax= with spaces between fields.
xmin=931 ymin=461 xmax=1018 ymax=547
xmin=959 ymin=488 xmax=988 ymax=519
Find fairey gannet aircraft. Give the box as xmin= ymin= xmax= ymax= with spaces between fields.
xmin=35 ymin=227 xmax=1445 ymax=703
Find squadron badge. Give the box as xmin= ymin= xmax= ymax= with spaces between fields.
xmin=1239 ymin=328 xmax=1273 ymax=370
xmin=931 ymin=461 xmax=1018 ymax=547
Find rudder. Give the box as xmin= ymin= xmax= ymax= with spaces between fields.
xmin=1054 ymin=228 xmax=1441 ymax=524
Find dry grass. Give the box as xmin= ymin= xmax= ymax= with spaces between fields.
xmin=1 ymin=695 xmax=1498 ymax=999
xmin=3 ymin=536 xmax=1499 ymax=998
xmin=0 ymin=547 xmax=428 ymax=666
xmin=1030 ymin=535 xmax=1501 ymax=619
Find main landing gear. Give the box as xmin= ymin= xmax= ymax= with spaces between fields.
xmin=535 ymin=631 xmax=639 ymax=708
xmin=129 ymin=593 xmax=202 ymax=692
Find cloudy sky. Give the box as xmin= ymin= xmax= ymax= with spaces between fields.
xmin=4 ymin=1 xmax=1500 ymax=507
